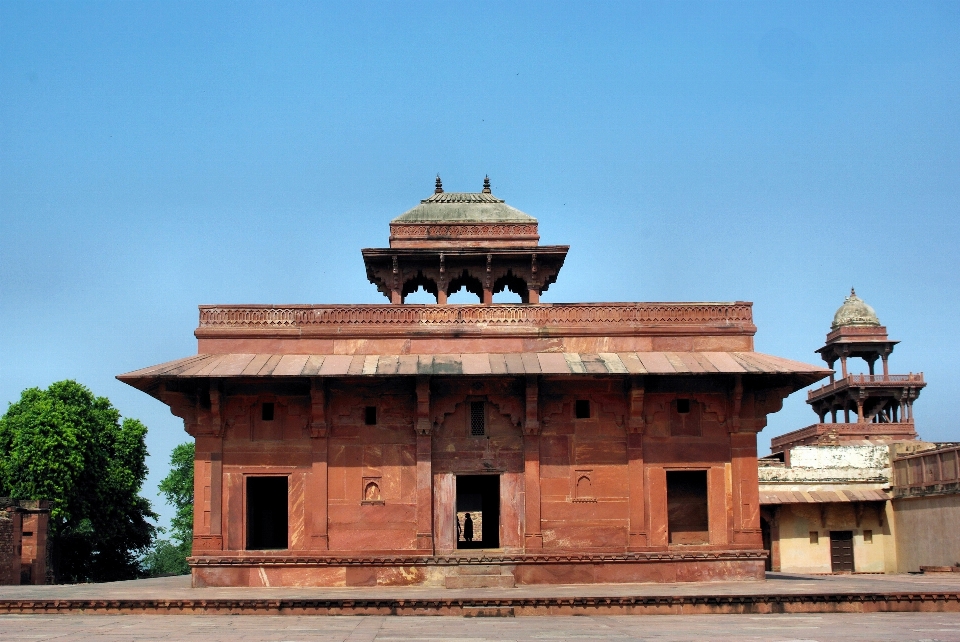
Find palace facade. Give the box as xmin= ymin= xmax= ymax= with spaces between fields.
xmin=120 ymin=178 xmax=829 ymax=587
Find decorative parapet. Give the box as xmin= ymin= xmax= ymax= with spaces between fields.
xmin=389 ymin=222 xmax=540 ymax=246
xmin=808 ymin=373 xmax=925 ymax=400
xmin=197 ymin=302 xmax=755 ymax=333
xmin=771 ymin=422 xmax=919 ymax=452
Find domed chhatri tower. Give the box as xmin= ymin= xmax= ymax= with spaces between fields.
xmin=772 ymin=289 xmax=925 ymax=452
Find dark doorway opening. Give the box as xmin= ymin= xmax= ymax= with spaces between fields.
xmin=456 ymin=475 xmax=500 ymax=549
xmin=830 ymin=530 xmax=854 ymax=572
xmin=247 ymin=476 xmax=288 ymax=550
xmin=667 ymin=470 xmax=709 ymax=545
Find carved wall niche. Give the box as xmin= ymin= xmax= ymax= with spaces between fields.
xmin=573 ymin=469 xmax=596 ymax=502
xmin=361 ymin=476 xmax=384 ymax=505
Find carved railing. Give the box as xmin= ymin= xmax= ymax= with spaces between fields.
xmin=198 ymin=302 xmax=754 ymax=329
xmin=771 ymin=422 xmax=919 ymax=452
xmin=808 ymin=373 xmax=925 ymax=399
xmin=893 ymin=444 xmax=960 ymax=495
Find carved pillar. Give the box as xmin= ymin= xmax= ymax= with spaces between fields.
xmin=527 ymin=254 xmax=540 ymax=304
xmin=162 ymin=387 xmax=224 ymax=554
xmin=882 ymin=354 xmax=890 ymax=378
xmin=627 ymin=377 xmax=646 ymax=549
xmin=523 ymin=376 xmax=542 ymax=550
xmin=437 ymin=253 xmax=448 ymax=305
xmin=482 ymin=254 xmax=493 ymax=304
xmin=856 ymin=395 xmax=865 ymax=423
xmin=308 ymin=379 xmax=329 ymax=550
xmin=415 ymin=376 xmax=434 ymax=551
xmin=390 ymin=255 xmax=402 ymax=304
xmin=840 ymin=352 xmax=848 ymax=378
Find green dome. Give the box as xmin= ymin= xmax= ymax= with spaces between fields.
xmin=831 ymin=288 xmax=881 ymax=330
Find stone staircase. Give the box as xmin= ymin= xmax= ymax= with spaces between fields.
xmin=444 ymin=563 xmax=516 ymax=589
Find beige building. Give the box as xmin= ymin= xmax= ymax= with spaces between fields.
xmin=759 ymin=444 xmax=895 ymax=573
xmin=761 ymin=291 xmax=959 ymax=575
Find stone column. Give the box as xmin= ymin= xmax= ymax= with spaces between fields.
xmin=308 ymin=379 xmax=329 ymax=550
xmin=523 ymin=376 xmax=542 ymax=550
xmin=627 ymin=377 xmax=647 ymax=549
xmin=415 ymin=377 xmax=434 ymax=551
xmin=483 ymin=254 xmax=493 ymax=304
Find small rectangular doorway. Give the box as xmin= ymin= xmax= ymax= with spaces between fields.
xmin=456 ymin=475 xmax=500 ymax=549
xmin=830 ymin=530 xmax=854 ymax=572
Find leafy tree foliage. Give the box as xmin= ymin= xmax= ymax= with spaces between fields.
xmin=142 ymin=538 xmax=190 ymax=576
xmin=147 ymin=441 xmax=194 ymax=576
xmin=0 ymin=380 xmax=156 ymax=582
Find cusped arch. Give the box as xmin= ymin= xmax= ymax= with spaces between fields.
xmin=493 ymin=270 xmax=529 ymax=303
xmin=402 ymin=271 xmax=439 ymax=303
xmin=446 ymin=270 xmax=483 ymax=302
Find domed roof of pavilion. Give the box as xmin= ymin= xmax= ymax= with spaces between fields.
xmin=831 ymin=288 xmax=881 ymax=330
xmin=391 ymin=176 xmax=537 ymax=224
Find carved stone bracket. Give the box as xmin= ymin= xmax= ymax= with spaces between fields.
xmin=524 ymin=376 xmax=540 ymax=436
xmin=309 ymin=378 xmax=328 ymax=438
xmin=627 ymin=377 xmax=645 ymax=434
xmin=416 ymin=376 xmax=431 ymax=435
xmin=729 ymin=375 xmax=743 ymax=433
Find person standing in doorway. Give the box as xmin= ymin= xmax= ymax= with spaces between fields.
xmin=463 ymin=513 xmax=474 ymax=542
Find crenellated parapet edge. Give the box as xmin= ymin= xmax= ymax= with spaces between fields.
xmin=197 ymin=302 xmax=756 ymax=331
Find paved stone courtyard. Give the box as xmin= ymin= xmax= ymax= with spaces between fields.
xmin=5 ymin=573 xmax=960 ymax=639
xmin=3 ymin=612 xmax=960 ymax=641
xmin=4 ymin=571 xmax=960 ymax=601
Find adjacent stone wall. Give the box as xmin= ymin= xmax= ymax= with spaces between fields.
xmin=894 ymin=494 xmax=960 ymax=572
xmin=0 ymin=499 xmax=49 ymax=585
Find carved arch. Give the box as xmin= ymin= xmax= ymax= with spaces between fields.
xmin=493 ymin=270 xmax=529 ymax=303
xmin=401 ymin=271 xmax=438 ymax=302
xmin=446 ymin=270 xmax=483 ymax=301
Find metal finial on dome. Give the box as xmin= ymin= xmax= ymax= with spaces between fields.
xmin=435 ymin=175 xmax=443 ymax=194
xmin=482 ymin=175 xmax=492 ymax=194
xmin=850 ymin=287 xmax=856 ymax=298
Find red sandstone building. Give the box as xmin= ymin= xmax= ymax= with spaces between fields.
xmin=120 ymin=179 xmax=829 ymax=587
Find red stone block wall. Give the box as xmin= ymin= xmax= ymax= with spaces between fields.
xmin=0 ymin=507 xmax=20 ymax=585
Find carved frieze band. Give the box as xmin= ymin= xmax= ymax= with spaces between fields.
xmin=199 ymin=303 xmax=754 ymax=328
xmin=390 ymin=223 xmax=539 ymax=238
xmin=188 ymin=549 xmax=766 ymax=567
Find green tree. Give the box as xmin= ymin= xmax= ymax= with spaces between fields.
xmin=147 ymin=442 xmax=194 ymax=576
xmin=0 ymin=380 xmax=156 ymax=582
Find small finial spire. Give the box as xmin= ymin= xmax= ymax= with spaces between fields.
xmin=435 ymin=175 xmax=443 ymax=194
xmin=850 ymin=287 xmax=857 ymax=298
xmin=482 ymin=175 xmax=491 ymax=194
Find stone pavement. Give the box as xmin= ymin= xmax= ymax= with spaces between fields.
xmin=3 ymin=612 xmax=960 ymax=641
xmin=4 ymin=571 xmax=960 ymax=601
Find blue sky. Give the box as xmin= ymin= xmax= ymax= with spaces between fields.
xmin=2 ymin=1 xmax=958 ymax=531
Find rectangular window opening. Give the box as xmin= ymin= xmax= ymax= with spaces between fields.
xmin=364 ymin=406 xmax=377 ymax=426
xmin=22 ymin=531 xmax=33 ymax=537
xmin=261 ymin=402 xmax=275 ymax=421
xmin=667 ymin=470 xmax=709 ymax=545
xmin=575 ymin=399 xmax=591 ymax=419
xmin=810 ymin=531 xmax=819 ymax=544
xmin=863 ymin=529 xmax=873 ymax=543
xmin=246 ymin=476 xmax=288 ymax=550
xmin=677 ymin=399 xmax=691 ymax=414
xmin=470 ymin=401 xmax=485 ymax=436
